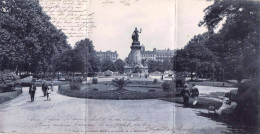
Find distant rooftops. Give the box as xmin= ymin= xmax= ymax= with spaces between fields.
xmin=96 ymin=50 xmax=118 ymax=54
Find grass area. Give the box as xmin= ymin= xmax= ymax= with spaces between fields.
xmin=188 ymin=81 xmax=236 ymax=87
xmin=58 ymin=80 xmax=174 ymax=99
xmin=0 ymin=87 xmax=22 ymax=104
xmin=59 ymin=86 xmax=174 ymax=100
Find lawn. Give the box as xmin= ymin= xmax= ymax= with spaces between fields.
xmin=58 ymin=80 xmax=174 ymax=99
xmin=188 ymin=81 xmax=236 ymax=87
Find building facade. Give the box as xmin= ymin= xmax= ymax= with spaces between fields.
xmin=140 ymin=45 xmax=175 ymax=62
xmin=96 ymin=50 xmax=118 ymax=62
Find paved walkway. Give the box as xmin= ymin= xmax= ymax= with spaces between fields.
xmin=0 ymin=86 xmax=241 ymax=134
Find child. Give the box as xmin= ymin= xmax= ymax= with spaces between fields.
xmin=50 ymin=81 xmax=54 ymax=91
xmin=47 ymin=88 xmax=51 ymax=101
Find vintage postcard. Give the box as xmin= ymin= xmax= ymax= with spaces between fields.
xmin=0 ymin=0 xmax=259 ymax=134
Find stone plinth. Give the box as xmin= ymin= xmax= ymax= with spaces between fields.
xmin=124 ymin=27 xmax=148 ymax=73
xmin=128 ymin=41 xmax=142 ymax=67
xmin=124 ymin=66 xmax=148 ymax=73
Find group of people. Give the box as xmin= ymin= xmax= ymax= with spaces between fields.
xmin=180 ymin=84 xmax=199 ymax=107
xmin=28 ymin=81 xmax=54 ymax=102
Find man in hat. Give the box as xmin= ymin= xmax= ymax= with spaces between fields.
xmin=190 ymin=84 xmax=199 ymax=106
xmin=29 ymin=83 xmax=36 ymax=101
xmin=180 ymin=84 xmax=190 ymax=107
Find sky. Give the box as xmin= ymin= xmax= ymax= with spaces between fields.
xmin=40 ymin=0 xmax=213 ymax=59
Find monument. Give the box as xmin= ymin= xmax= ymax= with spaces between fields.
xmin=124 ymin=27 xmax=148 ymax=73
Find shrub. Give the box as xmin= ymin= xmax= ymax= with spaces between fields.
xmin=46 ymin=77 xmax=54 ymax=81
xmin=0 ymin=70 xmax=19 ymax=93
xmin=148 ymin=89 xmax=155 ymax=92
xmin=92 ymin=88 xmax=99 ymax=92
xmin=112 ymin=77 xmax=130 ymax=90
xmin=92 ymin=78 xmax=98 ymax=84
xmin=235 ymin=78 xmax=259 ymax=126
xmin=153 ymin=79 xmax=158 ymax=84
xmin=20 ymin=82 xmax=32 ymax=87
xmin=104 ymin=70 xmax=113 ymax=76
xmin=68 ymin=76 xmax=84 ymax=83
xmin=65 ymin=76 xmax=72 ymax=81
xmin=69 ymin=82 xmax=81 ymax=90
xmin=132 ymin=67 xmax=142 ymax=73
xmin=162 ymin=81 xmax=175 ymax=92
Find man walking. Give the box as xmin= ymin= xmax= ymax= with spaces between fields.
xmin=180 ymin=84 xmax=190 ymax=107
xmin=41 ymin=81 xmax=47 ymax=96
xmin=190 ymin=84 xmax=199 ymax=106
xmin=29 ymin=83 xmax=36 ymax=101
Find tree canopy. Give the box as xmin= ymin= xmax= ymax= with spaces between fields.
xmin=0 ymin=0 xmax=70 ymax=73
xmin=174 ymin=0 xmax=260 ymax=83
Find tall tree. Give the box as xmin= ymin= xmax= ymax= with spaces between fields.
xmin=100 ymin=58 xmax=116 ymax=72
xmin=114 ymin=59 xmax=126 ymax=74
xmin=147 ymin=60 xmax=163 ymax=73
xmin=199 ymin=0 xmax=260 ymax=82
xmin=0 ymin=0 xmax=71 ymax=74
xmin=173 ymin=33 xmax=218 ymax=79
xmin=74 ymin=38 xmax=100 ymax=76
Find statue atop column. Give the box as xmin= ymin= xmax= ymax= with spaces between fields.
xmin=132 ymin=27 xmax=142 ymax=42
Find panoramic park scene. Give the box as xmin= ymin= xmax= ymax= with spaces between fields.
xmin=0 ymin=0 xmax=259 ymax=134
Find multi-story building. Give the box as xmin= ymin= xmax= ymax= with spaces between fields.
xmin=96 ymin=50 xmax=118 ymax=62
xmin=140 ymin=45 xmax=175 ymax=62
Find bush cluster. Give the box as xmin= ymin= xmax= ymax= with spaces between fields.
xmin=64 ymin=76 xmax=85 ymax=83
xmin=153 ymin=79 xmax=158 ymax=84
xmin=0 ymin=70 xmax=19 ymax=93
xmin=92 ymin=78 xmax=98 ymax=84
xmin=69 ymin=82 xmax=81 ymax=90
xmin=235 ymin=78 xmax=259 ymax=126
xmin=162 ymin=81 xmax=175 ymax=92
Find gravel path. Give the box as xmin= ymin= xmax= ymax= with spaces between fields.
xmin=0 ymin=86 xmax=236 ymax=134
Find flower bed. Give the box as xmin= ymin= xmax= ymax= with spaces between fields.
xmin=58 ymin=84 xmax=175 ymax=100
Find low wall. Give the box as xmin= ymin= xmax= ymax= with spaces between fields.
xmin=0 ymin=86 xmax=23 ymax=104
xmin=58 ymin=85 xmax=175 ymax=100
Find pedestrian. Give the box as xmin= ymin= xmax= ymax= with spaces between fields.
xmin=50 ymin=81 xmax=54 ymax=91
xmin=29 ymin=83 xmax=36 ymax=102
xmin=41 ymin=81 xmax=47 ymax=96
xmin=190 ymin=84 xmax=199 ymax=106
xmin=46 ymin=87 xmax=51 ymax=101
xmin=180 ymin=84 xmax=190 ymax=107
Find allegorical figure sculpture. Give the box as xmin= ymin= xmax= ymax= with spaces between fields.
xmin=132 ymin=27 xmax=142 ymax=42
xmin=124 ymin=27 xmax=148 ymax=74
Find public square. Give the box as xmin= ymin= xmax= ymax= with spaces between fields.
xmin=1 ymin=83 xmax=247 ymax=134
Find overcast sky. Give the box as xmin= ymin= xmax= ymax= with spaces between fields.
xmin=41 ymin=0 xmax=213 ymax=59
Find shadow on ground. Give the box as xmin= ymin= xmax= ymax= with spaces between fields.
xmin=196 ymin=111 xmax=259 ymax=134
xmin=160 ymin=96 xmax=259 ymax=134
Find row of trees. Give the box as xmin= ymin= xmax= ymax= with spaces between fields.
xmin=0 ymin=0 xmax=129 ymax=78
xmin=147 ymin=59 xmax=173 ymax=73
xmin=173 ymin=0 xmax=259 ymax=84
xmin=52 ymin=40 xmax=127 ymax=75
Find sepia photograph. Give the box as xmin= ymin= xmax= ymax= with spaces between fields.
xmin=0 ymin=0 xmax=259 ymax=133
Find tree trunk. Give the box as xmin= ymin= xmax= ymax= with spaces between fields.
xmin=222 ymin=68 xmax=225 ymax=87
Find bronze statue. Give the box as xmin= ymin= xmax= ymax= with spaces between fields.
xmin=132 ymin=27 xmax=142 ymax=42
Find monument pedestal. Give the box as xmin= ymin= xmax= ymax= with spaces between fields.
xmin=124 ymin=66 xmax=148 ymax=74
xmin=124 ymin=27 xmax=148 ymax=74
